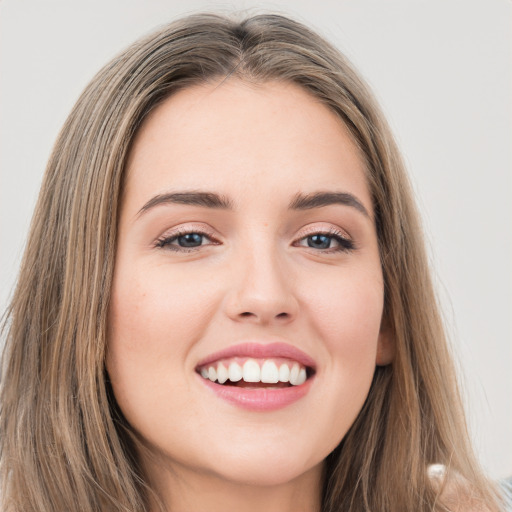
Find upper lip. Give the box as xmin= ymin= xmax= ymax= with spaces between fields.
xmin=195 ymin=341 xmax=317 ymax=370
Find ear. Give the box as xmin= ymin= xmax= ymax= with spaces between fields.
xmin=375 ymin=317 xmax=394 ymax=366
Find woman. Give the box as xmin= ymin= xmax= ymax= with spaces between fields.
xmin=0 ymin=12 xmax=505 ymax=512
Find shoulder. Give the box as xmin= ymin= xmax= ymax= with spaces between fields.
xmin=428 ymin=464 xmax=499 ymax=512
xmin=500 ymin=476 xmax=512 ymax=512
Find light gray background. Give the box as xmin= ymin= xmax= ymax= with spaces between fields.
xmin=1 ymin=0 xmax=510 ymax=479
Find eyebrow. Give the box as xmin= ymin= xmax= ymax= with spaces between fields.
xmin=138 ymin=191 xmax=234 ymax=216
xmin=288 ymin=191 xmax=370 ymax=217
xmin=137 ymin=190 xmax=369 ymax=218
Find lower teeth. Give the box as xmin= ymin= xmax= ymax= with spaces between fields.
xmin=223 ymin=381 xmax=291 ymax=388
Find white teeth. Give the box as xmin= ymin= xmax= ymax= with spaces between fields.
xmin=217 ymin=363 xmax=229 ymax=384
xmin=260 ymin=361 xmax=279 ymax=383
xmin=278 ymin=363 xmax=290 ymax=382
xmin=289 ymin=363 xmax=300 ymax=385
xmin=200 ymin=358 xmax=309 ymax=386
xmin=243 ymin=360 xmax=261 ymax=382
xmin=228 ymin=361 xmax=243 ymax=382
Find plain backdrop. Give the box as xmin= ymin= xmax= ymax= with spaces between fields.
xmin=0 ymin=0 xmax=511 ymax=479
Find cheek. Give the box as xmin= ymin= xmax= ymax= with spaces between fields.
xmin=306 ymin=269 xmax=384 ymax=355
xmin=301 ymin=268 xmax=384 ymax=428
xmin=105 ymin=265 xmax=219 ymax=427
xmin=108 ymin=264 xmax=216 ymax=355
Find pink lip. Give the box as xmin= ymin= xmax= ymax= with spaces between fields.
xmin=195 ymin=342 xmax=316 ymax=411
xmin=198 ymin=375 xmax=314 ymax=411
xmin=195 ymin=342 xmax=316 ymax=369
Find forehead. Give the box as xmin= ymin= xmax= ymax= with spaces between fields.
xmin=124 ymin=79 xmax=371 ymax=214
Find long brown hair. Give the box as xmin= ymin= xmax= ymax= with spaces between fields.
xmin=0 ymin=12 xmax=503 ymax=511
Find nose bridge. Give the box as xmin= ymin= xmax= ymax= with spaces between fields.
xmin=225 ymin=233 xmax=298 ymax=324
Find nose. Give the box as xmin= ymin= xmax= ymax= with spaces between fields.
xmin=223 ymin=246 xmax=299 ymax=326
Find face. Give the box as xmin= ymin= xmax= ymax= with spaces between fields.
xmin=107 ymin=79 xmax=392 ymax=489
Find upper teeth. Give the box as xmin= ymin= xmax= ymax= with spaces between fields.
xmin=199 ymin=358 xmax=307 ymax=386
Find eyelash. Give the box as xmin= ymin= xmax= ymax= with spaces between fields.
xmin=155 ymin=228 xmax=219 ymax=253
xmin=294 ymin=228 xmax=355 ymax=253
xmin=155 ymin=227 xmax=355 ymax=254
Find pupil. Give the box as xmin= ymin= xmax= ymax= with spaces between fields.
xmin=178 ymin=233 xmax=203 ymax=247
xmin=308 ymin=234 xmax=331 ymax=249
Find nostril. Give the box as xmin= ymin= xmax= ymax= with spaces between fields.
xmin=234 ymin=310 xmax=294 ymax=323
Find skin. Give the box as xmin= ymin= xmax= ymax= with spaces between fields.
xmin=107 ymin=79 xmax=393 ymax=512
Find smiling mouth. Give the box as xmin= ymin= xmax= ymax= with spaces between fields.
xmin=196 ymin=357 xmax=315 ymax=388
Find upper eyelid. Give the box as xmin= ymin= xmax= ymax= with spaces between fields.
xmin=156 ymin=224 xmax=351 ymax=239
xmin=157 ymin=223 xmax=217 ymax=239
xmin=296 ymin=224 xmax=352 ymax=241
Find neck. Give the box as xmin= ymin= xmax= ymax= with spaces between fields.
xmin=145 ymin=457 xmax=324 ymax=512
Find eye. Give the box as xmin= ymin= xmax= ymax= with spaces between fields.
xmin=295 ymin=229 xmax=354 ymax=253
xmin=174 ymin=233 xmax=205 ymax=248
xmin=155 ymin=229 xmax=218 ymax=252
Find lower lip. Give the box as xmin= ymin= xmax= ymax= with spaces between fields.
xmin=198 ymin=375 xmax=314 ymax=411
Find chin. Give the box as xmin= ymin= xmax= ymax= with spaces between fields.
xmin=213 ymin=459 xmax=322 ymax=488
xmin=198 ymin=442 xmax=325 ymax=487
